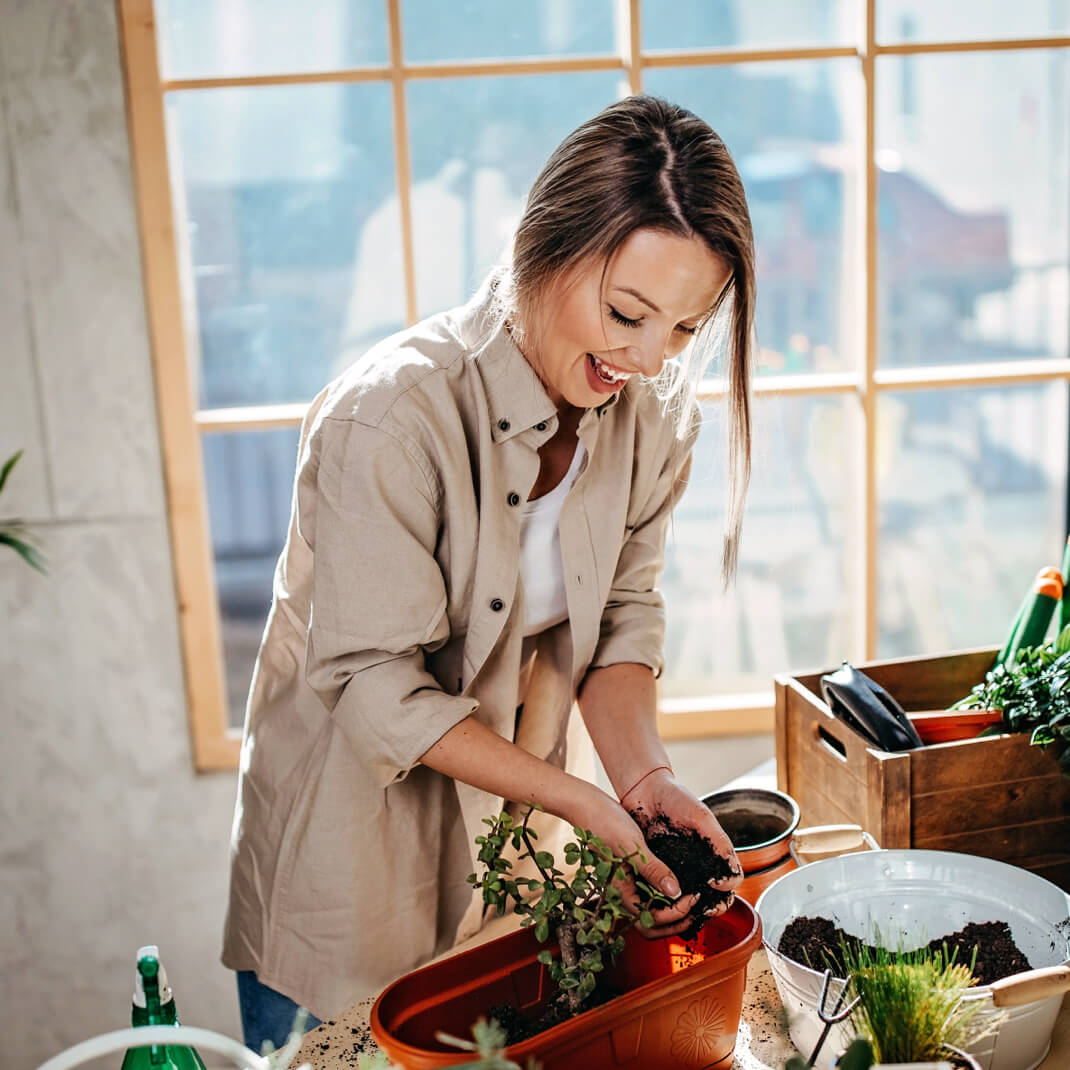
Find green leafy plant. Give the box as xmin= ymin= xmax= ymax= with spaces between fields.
xmin=837 ymin=940 xmax=989 ymax=1065
xmin=468 ymin=806 xmax=668 ymax=1018
xmin=0 ymin=450 xmax=46 ymax=573
xmin=954 ymin=624 xmax=1070 ymax=778
xmin=357 ymin=1018 xmax=541 ymax=1069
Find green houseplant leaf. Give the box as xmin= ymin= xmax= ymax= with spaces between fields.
xmin=955 ymin=631 xmax=1070 ymax=779
xmin=0 ymin=449 xmax=46 ymax=574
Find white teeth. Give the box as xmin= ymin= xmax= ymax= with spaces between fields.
xmin=590 ymin=354 xmax=630 ymax=384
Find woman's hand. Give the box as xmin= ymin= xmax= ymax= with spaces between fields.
xmin=571 ymin=787 xmax=715 ymax=941
xmin=620 ymin=767 xmax=742 ymax=927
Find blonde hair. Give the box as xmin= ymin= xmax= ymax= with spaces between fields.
xmin=497 ymin=94 xmax=756 ymax=581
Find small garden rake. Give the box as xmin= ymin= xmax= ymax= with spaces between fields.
xmin=804 ymin=968 xmax=860 ymax=1068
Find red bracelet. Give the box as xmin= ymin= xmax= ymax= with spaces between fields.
xmin=618 ymin=764 xmax=673 ymax=804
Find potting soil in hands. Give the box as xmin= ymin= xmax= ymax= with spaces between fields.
xmin=632 ymin=807 xmax=739 ymax=940
xmin=777 ymin=916 xmax=1032 ymax=984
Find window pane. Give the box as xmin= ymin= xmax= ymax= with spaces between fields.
xmin=878 ymin=0 xmax=1069 ymax=44
xmin=158 ymin=0 xmax=387 ymax=78
xmin=400 ymin=73 xmax=623 ymax=319
xmin=168 ymin=83 xmax=404 ymax=409
xmin=662 ymin=394 xmax=855 ymax=697
xmin=647 ymin=62 xmax=861 ymax=373
xmin=877 ymin=51 xmax=1069 ymax=368
xmin=877 ymin=384 xmax=1068 ymax=660
xmin=203 ymin=428 xmax=298 ymax=729
xmin=402 ymin=0 xmax=618 ymax=61
xmin=643 ymin=0 xmax=854 ymax=51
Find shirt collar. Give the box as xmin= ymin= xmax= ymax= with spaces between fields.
xmin=453 ymin=273 xmax=622 ymax=443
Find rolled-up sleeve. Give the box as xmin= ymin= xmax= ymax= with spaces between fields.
xmin=302 ymin=415 xmax=478 ymax=787
xmin=591 ymin=414 xmax=701 ymax=678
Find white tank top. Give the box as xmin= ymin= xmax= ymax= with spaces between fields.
xmin=520 ymin=442 xmax=586 ymax=637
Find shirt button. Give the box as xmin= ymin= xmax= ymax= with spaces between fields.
xmin=535 ymin=421 xmax=547 ymax=431
xmin=507 ymin=492 xmax=520 ymax=506
xmin=498 ymin=418 xmax=510 ymax=432
xmin=490 ymin=598 xmax=505 ymax=612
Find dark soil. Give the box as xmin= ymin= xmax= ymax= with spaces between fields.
xmin=777 ymin=915 xmax=1032 ymax=985
xmin=632 ymin=807 xmax=739 ymax=940
xmin=488 ymin=984 xmax=620 ymax=1045
xmin=713 ymin=807 xmax=787 ymax=847
xmin=488 ymin=998 xmax=566 ymax=1045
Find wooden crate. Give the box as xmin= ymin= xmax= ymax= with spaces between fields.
xmin=774 ymin=647 xmax=1070 ymax=892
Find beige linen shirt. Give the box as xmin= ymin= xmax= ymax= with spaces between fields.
xmin=221 ymin=277 xmax=700 ymax=1018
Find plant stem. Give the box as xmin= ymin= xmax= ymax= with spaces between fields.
xmin=556 ymin=922 xmax=583 ymax=1015
xmin=519 ymin=809 xmax=554 ymax=885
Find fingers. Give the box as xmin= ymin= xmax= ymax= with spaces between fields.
xmin=649 ymin=892 xmax=700 ymax=927
xmin=635 ymin=893 xmax=733 ymax=940
xmin=634 ymin=914 xmax=695 ymax=941
xmin=709 ymin=867 xmax=743 ymax=892
xmin=703 ymin=891 xmax=735 ymax=918
xmin=634 ymin=851 xmax=682 ymax=901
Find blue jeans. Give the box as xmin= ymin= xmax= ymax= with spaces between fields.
xmin=236 ymin=971 xmax=322 ymax=1054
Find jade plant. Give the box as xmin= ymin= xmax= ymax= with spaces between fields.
xmin=954 ymin=624 xmax=1070 ymax=779
xmin=467 ymin=805 xmax=668 ymax=1018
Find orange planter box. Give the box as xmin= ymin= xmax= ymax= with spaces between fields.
xmin=774 ymin=647 xmax=1070 ymax=892
xmin=371 ymin=898 xmax=761 ymax=1069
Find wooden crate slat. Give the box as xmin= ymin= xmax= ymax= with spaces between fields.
xmin=910 ymin=734 xmax=1067 ymax=792
xmin=914 ymin=818 xmax=1070 ymax=863
xmin=911 ymin=777 xmax=1070 ymax=836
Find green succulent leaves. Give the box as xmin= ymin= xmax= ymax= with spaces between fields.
xmin=468 ymin=806 xmax=667 ymax=1018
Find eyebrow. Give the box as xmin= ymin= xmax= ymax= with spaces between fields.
xmin=612 ymin=286 xmax=662 ymax=315
xmin=611 ymin=284 xmax=716 ymax=324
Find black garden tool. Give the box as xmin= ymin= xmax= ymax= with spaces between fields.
xmin=820 ymin=662 xmax=923 ymax=752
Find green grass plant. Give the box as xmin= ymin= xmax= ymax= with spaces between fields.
xmin=839 ymin=938 xmax=986 ymax=1064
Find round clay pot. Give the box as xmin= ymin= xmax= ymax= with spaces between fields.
xmin=701 ymin=787 xmax=800 ymax=905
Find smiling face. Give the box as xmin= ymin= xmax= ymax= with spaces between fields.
xmin=525 ymin=228 xmax=732 ymax=410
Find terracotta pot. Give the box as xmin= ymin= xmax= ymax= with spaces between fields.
xmin=370 ymin=896 xmax=762 ymax=1069
xmin=701 ymin=787 xmax=800 ymax=905
xmin=905 ymin=708 xmax=1003 ymax=745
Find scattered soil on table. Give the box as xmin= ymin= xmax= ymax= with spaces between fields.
xmin=633 ymin=807 xmax=739 ymax=940
xmin=777 ymin=915 xmax=1032 ymax=984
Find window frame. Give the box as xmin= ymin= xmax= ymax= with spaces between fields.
xmin=117 ymin=0 xmax=1070 ymax=770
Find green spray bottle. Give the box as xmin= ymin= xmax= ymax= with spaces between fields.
xmin=120 ymin=946 xmax=207 ymax=1070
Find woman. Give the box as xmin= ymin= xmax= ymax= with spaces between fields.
xmin=223 ymin=93 xmax=756 ymax=1052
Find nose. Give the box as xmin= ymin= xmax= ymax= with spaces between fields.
xmin=626 ymin=337 xmax=672 ymax=378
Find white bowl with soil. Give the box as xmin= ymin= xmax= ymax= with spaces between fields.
xmin=755 ymin=849 xmax=1070 ymax=1070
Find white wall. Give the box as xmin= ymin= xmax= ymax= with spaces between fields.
xmin=0 ymin=3 xmax=241 ymax=1066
